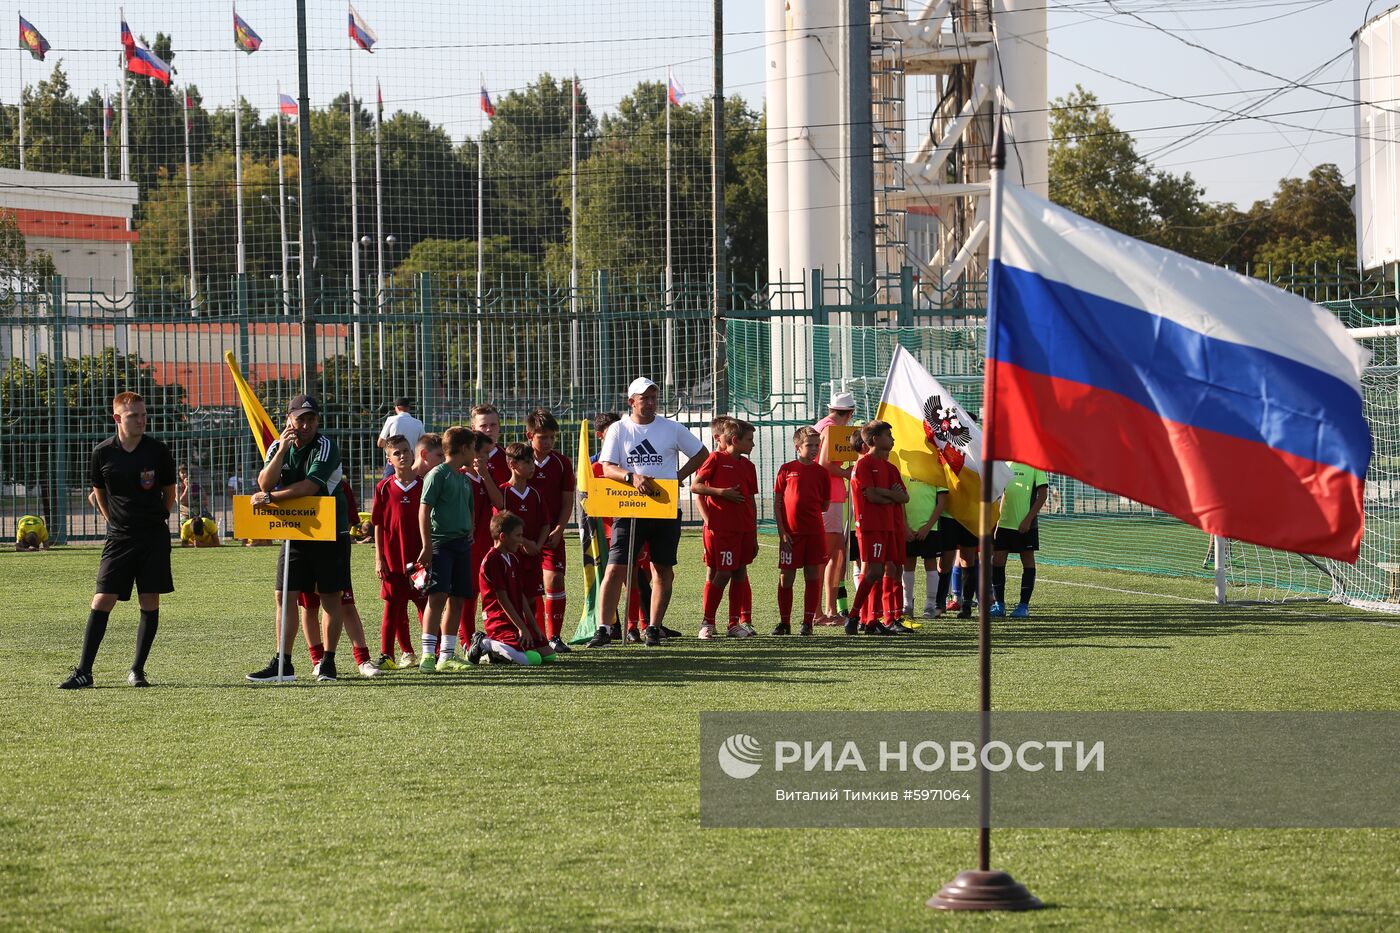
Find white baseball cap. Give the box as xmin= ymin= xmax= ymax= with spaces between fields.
xmin=829 ymin=391 xmax=856 ymax=411
xmin=627 ymin=377 xmax=659 ymax=397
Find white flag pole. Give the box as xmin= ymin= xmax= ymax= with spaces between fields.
xmin=184 ymin=87 xmax=196 ymax=308
xmin=349 ymin=27 xmax=361 ymax=364
xmin=374 ymin=80 xmax=384 ymax=368
xmin=233 ymin=7 xmax=245 ymax=279
xmin=570 ymin=74 xmax=579 ymax=392
xmin=276 ymin=82 xmax=290 ymax=313
xmin=18 ymin=49 xmax=24 ymax=171
xmin=103 ymin=86 xmax=110 ymax=180
xmin=664 ymin=68 xmax=675 ymax=391
xmin=476 ymin=76 xmax=485 ymax=393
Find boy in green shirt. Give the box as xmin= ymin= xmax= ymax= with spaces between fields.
xmin=991 ymin=462 xmax=1050 ymax=618
xmin=902 ymin=477 xmax=948 ymax=619
xmin=417 ymin=426 xmax=476 ymax=672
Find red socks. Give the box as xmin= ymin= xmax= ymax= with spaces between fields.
xmin=352 ymin=644 xmax=370 ymax=666
xmin=777 ymin=584 xmax=794 ymax=626
xmin=701 ymin=580 xmax=723 ymax=626
xmin=308 ymin=642 xmax=325 ymax=665
xmin=851 ymin=571 xmax=880 ymax=622
xmin=544 ymin=591 xmax=566 ymax=639
xmin=802 ymin=577 xmax=821 ymax=624
xmin=730 ymin=577 xmax=752 ymax=626
xmin=457 ymin=597 xmax=477 ymax=641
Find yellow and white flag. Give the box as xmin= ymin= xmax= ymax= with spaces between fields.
xmin=875 ymin=345 xmax=1012 ymax=534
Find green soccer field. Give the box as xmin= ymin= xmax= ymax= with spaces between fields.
xmin=2 ymin=537 xmax=1397 ymax=931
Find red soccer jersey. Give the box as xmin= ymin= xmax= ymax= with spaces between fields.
xmin=463 ymin=469 xmax=495 ymax=540
xmin=479 ymin=547 xmax=527 ymax=638
xmin=851 ymin=454 xmax=905 ymax=533
xmin=483 ymin=446 xmax=512 ymax=488
xmin=528 ymin=449 xmax=576 ymax=532
xmin=774 ymin=459 xmax=830 ymax=536
xmin=500 ymin=483 xmax=549 ymax=544
xmin=371 ymin=475 xmax=423 ymax=571
xmin=695 ymin=450 xmax=759 ymax=534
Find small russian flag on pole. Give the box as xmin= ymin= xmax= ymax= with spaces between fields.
xmin=480 ymin=86 xmax=495 ymax=117
xmin=279 ymin=93 xmax=298 ymax=117
xmin=348 ymin=3 xmax=376 ymax=52
xmin=667 ymin=72 xmax=685 ymax=106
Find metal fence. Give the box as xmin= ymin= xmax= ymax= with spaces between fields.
xmin=3 ymin=266 xmax=1397 ymax=554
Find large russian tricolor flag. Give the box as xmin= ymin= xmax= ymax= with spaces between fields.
xmin=986 ymin=183 xmax=1371 ymax=562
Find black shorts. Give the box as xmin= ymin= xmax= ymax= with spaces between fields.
xmin=607 ymin=515 xmax=682 ymax=568
xmin=96 ymin=532 xmax=174 ymax=599
xmin=941 ymin=517 xmax=978 ymax=550
xmin=994 ymin=524 xmax=1040 ymax=553
xmin=905 ymin=529 xmax=944 ymax=560
xmin=427 ymin=535 xmax=475 ymax=598
xmin=274 ymin=534 xmax=353 ymax=594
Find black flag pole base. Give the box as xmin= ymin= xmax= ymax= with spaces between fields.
xmin=927 ymin=870 xmax=1044 ymax=912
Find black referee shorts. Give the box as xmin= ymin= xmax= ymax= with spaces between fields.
xmin=941 ymin=517 xmax=978 ymax=550
xmin=607 ymin=514 xmax=682 ymax=568
xmin=274 ymin=534 xmax=354 ymax=594
xmin=905 ymin=528 xmax=944 ymax=560
xmin=96 ymin=532 xmax=174 ymax=600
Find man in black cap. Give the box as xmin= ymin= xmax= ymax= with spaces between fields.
xmin=246 ymin=394 xmax=356 ymax=683
xmin=59 ymin=391 xmax=177 ymax=689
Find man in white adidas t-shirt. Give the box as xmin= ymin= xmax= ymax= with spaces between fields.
xmin=589 ymin=377 xmax=708 ymax=648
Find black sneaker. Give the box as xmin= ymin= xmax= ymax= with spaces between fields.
xmin=466 ymin=631 xmax=486 ymax=665
xmin=957 ymin=605 xmax=973 ymax=619
xmin=246 ymin=655 xmax=296 ymax=683
xmin=606 ymin=624 xmax=624 ymax=640
xmin=58 ymin=667 xmax=93 ymax=690
xmin=547 ymin=637 xmax=572 ymax=654
xmin=128 ymin=669 xmax=150 ymax=687
xmin=860 ymin=622 xmax=882 ymax=635
xmin=317 ymin=653 xmax=338 ymax=682
xmin=886 ymin=621 xmax=914 ymax=635
xmin=586 ymin=627 xmax=612 ymax=648
xmin=799 ymin=621 xmax=814 ymax=637
xmin=660 ymin=626 xmax=683 ymax=639
xmin=623 ymin=628 xmax=641 ymax=644
xmin=771 ymin=622 xmax=791 ymax=636
xmin=843 ymin=616 xmax=860 ymax=636
xmin=644 ymin=625 xmax=663 ymax=647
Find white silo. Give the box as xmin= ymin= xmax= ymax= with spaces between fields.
xmin=1354 ymin=4 xmax=1400 ymax=272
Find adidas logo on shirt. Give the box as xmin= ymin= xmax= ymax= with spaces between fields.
xmin=628 ymin=439 xmax=664 ymax=466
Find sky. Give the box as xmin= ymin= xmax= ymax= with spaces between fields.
xmin=12 ymin=0 xmax=1388 ymax=209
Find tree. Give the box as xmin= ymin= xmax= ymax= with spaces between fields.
xmin=0 ymin=209 xmax=58 ymax=310
xmin=1228 ymin=164 xmax=1356 ymax=270
xmin=1050 ymin=85 xmax=1234 ymax=263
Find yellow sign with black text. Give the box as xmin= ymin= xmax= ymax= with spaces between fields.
xmin=232 ymin=496 xmax=338 ymax=541
xmin=585 ymin=478 xmax=680 ymax=519
xmin=825 ymin=425 xmax=861 ymax=463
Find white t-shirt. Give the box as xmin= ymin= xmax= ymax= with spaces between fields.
xmin=378 ymin=411 xmax=425 ymax=449
xmin=599 ymin=415 xmax=704 ymax=481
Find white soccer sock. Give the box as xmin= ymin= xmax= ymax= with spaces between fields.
xmin=442 ymin=634 xmax=457 ymax=658
xmin=924 ymin=569 xmax=939 ymax=607
xmin=483 ymin=637 xmax=527 ymax=665
xmin=421 ymin=634 xmax=438 ymax=661
xmin=901 ymin=570 xmax=916 ymax=610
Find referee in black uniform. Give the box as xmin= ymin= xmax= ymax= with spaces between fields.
xmin=60 ymin=391 xmax=177 ymax=689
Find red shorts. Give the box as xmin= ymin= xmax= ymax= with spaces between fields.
xmin=856 ymin=530 xmax=896 ymax=564
xmin=704 ymin=528 xmax=750 ymax=570
xmin=299 ymin=586 xmax=354 ymax=611
xmin=779 ymin=533 xmax=828 ymax=570
xmin=471 ymin=536 xmax=491 ymax=586
xmin=541 ymin=541 xmax=567 ymax=574
xmin=484 ymin=617 xmax=523 ymax=649
xmin=892 ymin=532 xmax=907 ymax=564
xmin=745 ymin=531 xmax=759 ymax=565
xmin=379 ymin=573 xmax=426 ymax=608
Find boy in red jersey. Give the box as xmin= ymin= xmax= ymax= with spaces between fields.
xmin=500 ymin=442 xmax=549 ymax=625
xmin=692 ymin=418 xmax=759 ymax=639
xmin=466 ymin=511 xmax=549 ymax=665
xmin=525 ymin=409 xmax=576 ymax=653
xmin=372 ymin=434 xmax=426 ymax=669
xmin=773 ymin=426 xmax=830 ymax=635
xmin=457 ymin=431 xmax=504 ymax=645
xmin=413 ymin=432 xmax=444 ymax=478
xmin=843 ymin=421 xmax=909 ymax=635
xmin=471 ymin=404 xmax=512 ymax=488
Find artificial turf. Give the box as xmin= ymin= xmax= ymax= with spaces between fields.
xmin=1 ymin=537 xmax=1396 ymax=931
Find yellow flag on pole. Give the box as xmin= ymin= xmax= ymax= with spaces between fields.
xmin=223 ymin=351 xmax=278 ymax=459
xmin=876 ymin=345 xmax=1012 ymax=534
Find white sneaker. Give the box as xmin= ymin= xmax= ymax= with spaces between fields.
xmin=923 ymin=603 xmax=941 ymax=619
xmin=357 ymin=660 xmax=381 ymax=678
xmin=697 ymin=623 xmax=717 ymax=640
xmin=726 ymin=623 xmax=755 ymax=638
xmin=400 ymin=650 xmax=418 ymax=668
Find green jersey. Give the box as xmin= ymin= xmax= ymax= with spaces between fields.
xmin=998 ymin=462 xmax=1049 ymax=530
xmin=421 ymin=462 xmax=473 ymax=545
xmin=904 ymin=478 xmax=947 ymax=529
xmin=266 ymin=433 xmax=349 ymax=534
